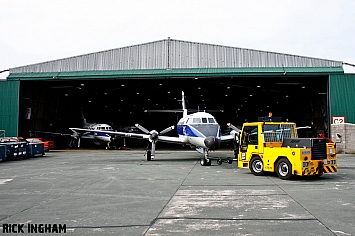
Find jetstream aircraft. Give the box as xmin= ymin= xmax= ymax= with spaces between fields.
xmin=70 ymin=91 xmax=236 ymax=166
xmin=69 ymin=109 xmax=119 ymax=149
xmin=31 ymin=109 xmax=130 ymax=149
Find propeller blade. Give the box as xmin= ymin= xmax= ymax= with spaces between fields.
xmin=71 ymin=130 xmax=79 ymax=138
xmin=78 ymin=137 xmax=81 ymax=148
xmin=135 ymin=123 xmax=150 ymax=134
xmin=227 ymin=123 xmax=241 ymax=133
xmin=159 ymin=125 xmax=175 ymax=135
xmin=151 ymin=142 xmax=156 ymax=160
xmin=68 ymin=138 xmax=75 ymax=148
xmin=144 ymin=109 xmax=183 ymax=113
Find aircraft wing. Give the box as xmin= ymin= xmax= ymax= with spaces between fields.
xmin=29 ymin=130 xmax=73 ymax=136
xmin=157 ymin=135 xmax=181 ymax=143
xmin=69 ymin=128 xmax=151 ymax=140
xmin=69 ymin=127 xmax=183 ymax=144
xmin=220 ymin=130 xmax=238 ymax=141
xmin=220 ymin=134 xmax=235 ymax=141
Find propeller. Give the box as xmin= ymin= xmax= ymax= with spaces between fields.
xmin=69 ymin=129 xmax=84 ymax=148
xmin=135 ymin=123 xmax=174 ymax=160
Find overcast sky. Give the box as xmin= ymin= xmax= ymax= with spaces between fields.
xmin=1 ymin=0 xmax=355 ymax=79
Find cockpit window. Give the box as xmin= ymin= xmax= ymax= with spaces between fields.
xmin=97 ymin=127 xmax=111 ymax=130
xmin=202 ymin=118 xmax=208 ymax=123
xmin=208 ymin=118 xmax=216 ymax=123
xmin=192 ymin=118 xmax=201 ymax=123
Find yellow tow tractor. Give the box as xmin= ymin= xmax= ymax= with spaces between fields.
xmin=228 ymin=117 xmax=337 ymax=180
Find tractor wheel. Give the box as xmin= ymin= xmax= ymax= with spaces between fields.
xmin=276 ymin=158 xmax=292 ymax=180
xmin=249 ymin=156 xmax=265 ymax=176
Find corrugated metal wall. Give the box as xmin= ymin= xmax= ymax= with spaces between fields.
xmin=10 ymin=39 xmax=343 ymax=73
xmin=330 ymin=74 xmax=355 ymax=123
xmin=0 ymin=80 xmax=19 ymax=136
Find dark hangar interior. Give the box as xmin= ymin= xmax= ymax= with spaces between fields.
xmin=19 ymin=75 xmax=328 ymax=138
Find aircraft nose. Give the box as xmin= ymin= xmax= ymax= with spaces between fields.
xmin=204 ymin=136 xmax=220 ymax=150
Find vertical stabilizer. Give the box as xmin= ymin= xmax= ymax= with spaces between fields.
xmin=80 ymin=108 xmax=90 ymax=128
xmin=182 ymin=91 xmax=187 ymax=117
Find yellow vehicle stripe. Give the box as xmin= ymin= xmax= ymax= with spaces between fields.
xmin=302 ymin=167 xmax=319 ymax=176
xmin=323 ymin=166 xmax=337 ymax=173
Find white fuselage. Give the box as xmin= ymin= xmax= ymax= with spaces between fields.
xmin=85 ymin=124 xmax=113 ymax=142
xmin=176 ymin=112 xmax=222 ymax=149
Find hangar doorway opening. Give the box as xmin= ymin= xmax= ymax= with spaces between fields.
xmin=19 ymin=75 xmax=330 ymax=144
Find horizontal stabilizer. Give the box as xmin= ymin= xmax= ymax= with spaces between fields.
xmin=144 ymin=109 xmax=183 ymax=113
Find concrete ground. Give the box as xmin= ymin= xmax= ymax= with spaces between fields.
xmin=0 ymin=148 xmax=354 ymax=235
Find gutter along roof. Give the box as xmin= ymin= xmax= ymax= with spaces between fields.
xmin=7 ymin=67 xmax=344 ymax=81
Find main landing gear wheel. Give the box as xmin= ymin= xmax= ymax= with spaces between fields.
xmin=146 ymin=150 xmax=152 ymax=161
xmin=201 ymin=149 xmax=212 ymax=166
xmin=249 ymin=156 xmax=265 ymax=176
xmin=200 ymin=158 xmax=211 ymax=166
xmin=276 ymin=158 xmax=292 ymax=180
xmin=217 ymin=159 xmax=223 ymax=165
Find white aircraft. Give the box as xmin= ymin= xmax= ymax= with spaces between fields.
xmin=30 ymin=109 xmax=128 ymax=149
xmin=69 ymin=109 xmax=119 ymax=149
xmin=70 ymin=91 xmax=236 ymax=166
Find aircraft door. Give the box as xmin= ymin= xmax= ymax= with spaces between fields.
xmin=239 ymin=125 xmax=259 ymax=161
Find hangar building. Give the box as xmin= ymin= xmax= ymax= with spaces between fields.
xmin=1 ymin=38 xmax=355 ymax=147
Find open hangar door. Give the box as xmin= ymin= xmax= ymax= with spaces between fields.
xmin=19 ymin=74 xmax=330 ymax=147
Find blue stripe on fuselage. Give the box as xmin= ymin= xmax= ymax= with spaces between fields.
xmin=177 ymin=125 xmax=204 ymax=138
xmin=177 ymin=124 xmax=220 ymax=138
xmin=92 ymin=132 xmax=110 ymax=137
